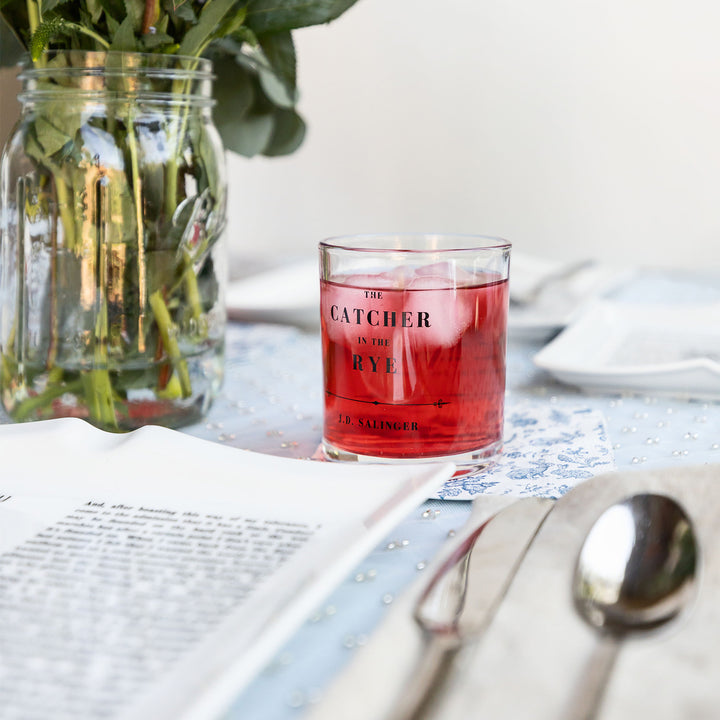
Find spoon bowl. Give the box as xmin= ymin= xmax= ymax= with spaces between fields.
xmin=574 ymin=492 xmax=698 ymax=635
xmin=568 ymin=493 xmax=699 ymax=719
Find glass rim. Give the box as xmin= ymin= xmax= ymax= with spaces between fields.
xmin=319 ymin=233 xmax=512 ymax=253
xmin=18 ymin=50 xmax=213 ymax=77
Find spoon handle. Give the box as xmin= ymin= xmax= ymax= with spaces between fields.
xmin=563 ymin=636 xmax=619 ymax=720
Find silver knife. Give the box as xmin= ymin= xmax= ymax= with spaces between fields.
xmin=305 ymin=496 xmax=553 ymax=720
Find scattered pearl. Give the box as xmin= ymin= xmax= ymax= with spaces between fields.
xmin=308 ymin=606 xmax=336 ymax=622
xmin=354 ymin=569 xmax=377 ymax=582
xmin=416 ymin=561 xmax=427 ymax=571
xmin=287 ymin=690 xmax=306 ymax=708
xmin=382 ymin=593 xmax=394 ymax=605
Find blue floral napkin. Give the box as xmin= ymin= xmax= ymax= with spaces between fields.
xmin=434 ymin=400 xmax=615 ymax=500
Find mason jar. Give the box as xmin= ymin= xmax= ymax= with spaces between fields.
xmin=0 ymin=51 xmax=226 ymax=431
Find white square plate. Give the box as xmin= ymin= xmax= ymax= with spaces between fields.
xmin=533 ymin=301 xmax=720 ymax=399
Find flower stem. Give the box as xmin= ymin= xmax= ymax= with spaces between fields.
xmin=126 ymin=108 xmax=147 ymax=352
xmin=149 ymin=290 xmax=192 ymax=398
xmin=13 ymin=377 xmax=84 ymax=422
xmin=26 ymin=0 xmax=40 ymax=33
xmin=84 ymin=176 xmax=118 ymax=430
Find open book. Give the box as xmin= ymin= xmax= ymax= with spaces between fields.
xmin=0 ymin=418 xmax=453 ymax=720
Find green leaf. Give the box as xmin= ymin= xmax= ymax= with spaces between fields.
xmin=155 ymin=12 xmax=168 ymax=33
xmin=123 ymin=0 xmax=144 ymax=32
xmin=162 ymin=0 xmax=195 ymax=24
xmin=260 ymin=30 xmax=295 ymax=87
xmin=214 ymin=4 xmax=246 ymax=38
xmin=246 ymin=0 xmax=359 ymax=34
xmin=225 ymin=110 xmax=275 ymax=157
xmin=176 ymin=0 xmax=237 ymax=57
xmin=85 ymin=0 xmax=104 ymax=23
xmin=212 ymin=51 xmax=256 ymax=112
xmin=212 ymin=54 xmax=256 ymax=153
xmin=40 ymin=0 xmax=73 ymax=14
xmin=256 ymin=31 xmax=296 ymax=108
xmin=98 ymin=0 xmax=126 ymax=24
xmin=106 ymin=13 xmax=120 ymax=35
xmin=263 ymin=107 xmax=305 ymax=156
xmin=109 ymin=14 xmax=137 ymax=50
xmin=139 ymin=29 xmax=173 ymax=49
xmin=34 ymin=115 xmax=73 ymax=155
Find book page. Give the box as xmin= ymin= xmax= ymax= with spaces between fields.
xmin=0 ymin=493 xmax=321 ymax=720
xmin=0 ymin=418 xmax=453 ymax=720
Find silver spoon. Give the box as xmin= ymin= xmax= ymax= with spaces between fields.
xmin=568 ymin=493 xmax=699 ymax=720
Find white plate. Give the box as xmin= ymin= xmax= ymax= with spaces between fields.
xmin=533 ymin=301 xmax=720 ymax=398
xmin=226 ymin=259 xmax=320 ymax=328
xmin=508 ymin=260 xmax=630 ymax=342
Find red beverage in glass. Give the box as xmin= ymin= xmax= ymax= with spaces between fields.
xmin=321 ymin=268 xmax=508 ymax=460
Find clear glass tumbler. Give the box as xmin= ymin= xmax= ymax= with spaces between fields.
xmin=320 ymin=233 xmax=511 ymax=473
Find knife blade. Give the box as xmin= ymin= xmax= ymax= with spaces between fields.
xmin=305 ymin=496 xmax=553 ymax=720
xmin=386 ymin=496 xmax=554 ymax=720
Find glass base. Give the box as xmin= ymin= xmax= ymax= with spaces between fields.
xmin=321 ymin=437 xmax=503 ymax=479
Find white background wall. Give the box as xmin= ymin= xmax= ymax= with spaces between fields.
xmin=226 ymin=0 xmax=720 ymax=271
xmin=3 ymin=1 xmax=720 ymax=271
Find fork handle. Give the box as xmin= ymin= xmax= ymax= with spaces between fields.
xmin=384 ymin=635 xmax=460 ymax=720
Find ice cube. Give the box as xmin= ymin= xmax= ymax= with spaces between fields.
xmin=413 ymin=262 xmax=477 ymax=287
xmin=321 ymin=276 xmax=404 ymax=344
xmin=403 ymin=287 xmax=474 ymax=347
xmin=334 ymin=272 xmax=399 ymax=289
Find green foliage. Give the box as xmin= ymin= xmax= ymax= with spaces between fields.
xmin=0 ymin=0 xmax=361 ymax=157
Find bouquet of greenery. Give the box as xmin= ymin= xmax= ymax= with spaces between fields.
xmin=1 ymin=0 xmax=359 ymax=156
xmin=0 ymin=0 xmax=358 ymax=431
